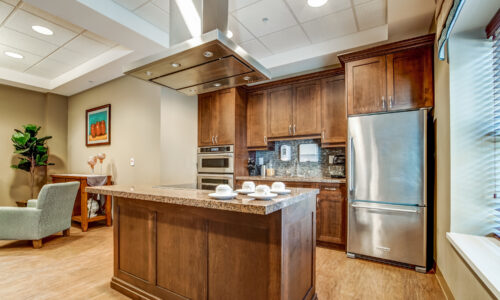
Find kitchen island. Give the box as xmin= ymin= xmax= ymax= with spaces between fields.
xmin=86 ymin=185 xmax=319 ymax=300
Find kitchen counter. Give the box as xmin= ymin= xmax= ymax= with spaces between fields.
xmin=87 ymin=185 xmax=319 ymax=215
xmin=90 ymin=185 xmax=318 ymax=300
xmin=236 ymin=175 xmax=346 ymax=184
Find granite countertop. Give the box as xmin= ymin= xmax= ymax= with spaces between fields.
xmin=86 ymin=185 xmax=319 ymax=215
xmin=236 ymin=176 xmax=346 ymax=184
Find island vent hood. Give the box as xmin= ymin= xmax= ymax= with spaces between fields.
xmin=123 ymin=0 xmax=271 ymax=96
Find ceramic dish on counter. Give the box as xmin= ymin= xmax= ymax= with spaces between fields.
xmin=248 ymin=184 xmax=278 ymax=200
xmin=235 ymin=189 xmax=253 ymax=195
xmin=209 ymin=184 xmax=238 ymax=200
xmin=271 ymin=182 xmax=291 ymax=195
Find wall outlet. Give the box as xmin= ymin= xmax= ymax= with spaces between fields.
xmin=130 ymin=158 xmax=135 ymax=166
xmin=329 ymin=155 xmax=334 ymax=164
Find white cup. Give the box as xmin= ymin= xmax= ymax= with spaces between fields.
xmin=242 ymin=181 xmax=255 ymax=191
xmin=255 ymin=185 xmax=271 ymax=195
xmin=215 ymin=184 xmax=233 ymax=195
xmin=272 ymin=182 xmax=286 ymax=191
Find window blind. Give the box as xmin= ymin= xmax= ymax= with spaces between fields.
xmin=494 ymin=29 xmax=500 ymax=238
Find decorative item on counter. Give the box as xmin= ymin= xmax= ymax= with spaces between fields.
xmin=280 ymin=145 xmax=291 ymax=161
xmin=97 ymin=152 xmax=106 ymax=174
xmin=208 ymin=184 xmax=238 ymax=200
xmin=86 ymin=104 xmax=111 ymax=147
xmin=271 ymin=182 xmax=291 ymax=195
xmin=248 ymin=184 xmax=277 ymax=200
xmin=236 ymin=181 xmax=255 ymax=194
xmin=266 ymin=162 xmax=275 ymax=177
xmin=261 ymin=164 xmax=266 ymax=178
xmin=247 ymin=157 xmax=258 ymax=176
xmin=87 ymin=155 xmax=97 ymax=173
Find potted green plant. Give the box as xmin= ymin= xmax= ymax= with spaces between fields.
xmin=11 ymin=124 xmax=54 ymax=198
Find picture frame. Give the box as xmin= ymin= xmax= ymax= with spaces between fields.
xmin=86 ymin=104 xmax=111 ymax=147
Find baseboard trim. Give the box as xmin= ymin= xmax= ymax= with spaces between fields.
xmin=435 ymin=265 xmax=455 ymax=300
xmin=110 ymin=277 xmax=160 ymax=300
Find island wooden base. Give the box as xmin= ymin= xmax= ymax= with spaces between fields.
xmin=111 ymin=196 xmax=316 ymax=300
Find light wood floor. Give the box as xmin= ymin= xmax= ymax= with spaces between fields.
xmin=0 ymin=225 xmax=445 ymax=300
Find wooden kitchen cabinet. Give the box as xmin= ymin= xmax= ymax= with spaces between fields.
xmin=316 ymin=184 xmax=346 ymax=246
xmin=247 ymin=90 xmax=268 ymax=149
xmin=198 ymin=88 xmax=236 ymax=146
xmin=321 ymin=75 xmax=346 ymax=146
xmin=341 ymin=34 xmax=435 ymax=116
xmin=386 ymin=47 xmax=433 ymax=111
xmin=346 ymin=56 xmax=387 ymax=115
xmin=293 ymin=80 xmax=321 ymax=136
xmin=267 ymin=85 xmax=293 ymax=138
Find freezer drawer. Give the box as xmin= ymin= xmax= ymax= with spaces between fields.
xmin=347 ymin=202 xmax=427 ymax=267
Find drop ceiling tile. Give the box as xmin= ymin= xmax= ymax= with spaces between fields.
xmin=25 ymin=58 xmax=73 ymax=79
xmin=302 ymin=9 xmax=357 ymax=43
xmin=259 ymin=25 xmax=310 ymax=54
xmin=20 ymin=2 xmax=83 ymax=33
xmin=82 ymin=31 xmax=117 ymax=48
xmin=152 ymin=0 xmax=169 ymax=12
xmin=4 ymin=10 xmax=78 ymax=46
xmin=0 ymin=43 xmax=43 ymax=71
xmin=240 ymin=39 xmax=271 ymax=59
xmin=355 ymin=0 xmax=387 ymax=31
xmin=228 ymin=15 xmax=254 ymax=44
xmin=0 ymin=27 xmax=57 ymax=57
xmin=228 ymin=0 xmax=260 ymax=12
xmin=64 ymin=35 xmax=110 ymax=59
xmin=0 ymin=1 xmax=13 ymax=23
xmin=112 ymin=0 xmax=149 ymax=11
xmin=285 ymin=0 xmax=351 ymax=22
xmin=1 ymin=0 xmax=19 ymax=6
xmin=135 ymin=2 xmax=170 ymax=32
xmin=353 ymin=0 xmax=373 ymax=5
xmin=47 ymin=47 xmax=89 ymax=68
xmin=232 ymin=0 xmax=297 ymax=37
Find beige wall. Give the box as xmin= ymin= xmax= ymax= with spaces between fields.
xmin=0 ymin=85 xmax=68 ymax=206
xmin=433 ymin=46 xmax=495 ymax=300
xmin=67 ymin=76 xmax=198 ymax=186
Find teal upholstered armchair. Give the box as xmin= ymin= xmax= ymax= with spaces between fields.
xmin=0 ymin=182 xmax=79 ymax=248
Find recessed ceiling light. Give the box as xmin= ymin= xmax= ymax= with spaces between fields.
xmin=243 ymin=76 xmax=251 ymax=81
xmin=4 ymin=51 xmax=23 ymax=59
xmin=226 ymin=30 xmax=233 ymax=39
xmin=213 ymin=83 xmax=221 ymax=87
xmin=171 ymin=63 xmax=181 ymax=68
xmin=203 ymin=51 xmax=213 ymax=58
xmin=32 ymin=25 xmax=53 ymax=36
xmin=307 ymin=0 xmax=328 ymax=7
xmin=145 ymin=71 xmax=152 ymax=76
xmin=262 ymin=17 xmax=269 ymax=22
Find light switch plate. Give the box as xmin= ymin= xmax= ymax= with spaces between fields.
xmin=130 ymin=158 xmax=135 ymax=166
xmin=329 ymin=155 xmax=334 ymax=164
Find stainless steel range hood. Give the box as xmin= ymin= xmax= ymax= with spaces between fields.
xmin=123 ymin=0 xmax=271 ymax=96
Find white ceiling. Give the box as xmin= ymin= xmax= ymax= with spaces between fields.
xmin=0 ymin=0 xmax=435 ymax=96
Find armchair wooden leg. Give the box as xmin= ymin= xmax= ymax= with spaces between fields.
xmin=63 ymin=228 xmax=70 ymax=236
xmin=32 ymin=239 xmax=42 ymax=249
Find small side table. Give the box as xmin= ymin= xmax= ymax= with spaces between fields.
xmin=51 ymin=174 xmax=112 ymax=232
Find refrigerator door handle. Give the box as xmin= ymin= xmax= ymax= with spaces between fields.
xmin=349 ymin=136 xmax=355 ymax=196
xmin=351 ymin=203 xmax=420 ymax=213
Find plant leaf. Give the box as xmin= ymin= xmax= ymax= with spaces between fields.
xmin=11 ymin=132 xmax=30 ymax=146
xmin=14 ymin=148 xmax=30 ymax=154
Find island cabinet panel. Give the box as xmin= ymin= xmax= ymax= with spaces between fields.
xmin=386 ymin=47 xmax=433 ymax=111
xmin=268 ymin=85 xmax=294 ymax=138
xmin=346 ymin=56 xmax=387 ymax=115
xmin=156 ymin=213 xmax=207 ymax=300
xmin=316 ymin=184 xmax=346 ymax=246
xmin=111 ymin=195 xmax=317 ymax=300
xmin=321 ymin=76 xmax=346 ymax=146
xmin=293 ymin=80 xmax=322 ymax=136
xmin=247 ymin=90 xmax=268 ymax=148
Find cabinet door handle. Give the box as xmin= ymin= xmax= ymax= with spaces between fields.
xmin=264 ymin=136 xmax=267 ymax=143
xmin=382 ymin=96 xmax=386 ymax=110
xmin=211 ymin=136 xmax=214 ymax=144
xmin=289 ymin=124 xmax=292 ymax=135
xmin=215 ymin=135 xmax=218 ymax=144
xmin=389 ymin=96 xmax=394 ymax=108
xmin=322 ymin=130 xmax=325 ymax=141
xmin=323 ymin=187 xmax=337 ymax=191
xmin=293 ymin=124 xmax=296 ymax=135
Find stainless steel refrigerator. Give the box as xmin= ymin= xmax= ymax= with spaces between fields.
xmin=347 ymin=109 xmax=431 ymax=272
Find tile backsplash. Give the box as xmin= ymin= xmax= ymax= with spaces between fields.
xmin=250 ymin=139 xmax=345 ymax=178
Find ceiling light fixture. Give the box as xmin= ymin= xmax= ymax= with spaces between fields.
xmin=145 ymin=71 xmax=153 ymax=76
xmin=213 ymin=83 xmax=221 ymax=87
xmin=307 ymin=0 xmax=328 ymax=8
xmin=262 ymin=17 xmax=269 ymax=23
xmin=203 ymin=51 xmax=213 ymax=58
xmin=171 ymin=63 xmax=181 ymax=68
xmin=32 ymin=25 xmax=53 ymax=35
xmin=243 ymin=76 xmax=251 ymax=81
xmin=4 ymin=51 xmax=23 ymax=59
xmin=226 ymin=30 xmax=233 ymax=39
xmin=175 ymin=0 xmax=201 ymax=37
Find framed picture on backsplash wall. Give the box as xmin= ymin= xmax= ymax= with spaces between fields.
xmin=86 ymin=104 xmax=111 ymax=147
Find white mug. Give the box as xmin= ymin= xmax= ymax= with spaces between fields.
xmin=242 ymin=181 xmax=255 ymax=191
xmin=272 ymin=182 xmax=286 ymax=191
xmin=255 ymin=185 xmax=271 ymax=195
xmin=215 ymin=184 xmax=233 ymax=195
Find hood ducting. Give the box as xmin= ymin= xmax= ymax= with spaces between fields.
xmin=123 ymin=0 xmax=271 ymax=95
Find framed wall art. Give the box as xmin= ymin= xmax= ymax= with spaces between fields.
xmin=86 ymin=104 xmax=111 ymax=147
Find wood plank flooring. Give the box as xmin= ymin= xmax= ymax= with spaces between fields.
xmin=0 ymin=225 xmax=445 ymax=300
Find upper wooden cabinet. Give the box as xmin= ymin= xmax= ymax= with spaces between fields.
xmin=340 ymin=34 xmax=435 ymax=116
xmin=321 ymin=76 xmax=346 ymax=145
xmin=198 ymin=89 xmax=236 ymax=146
xmin=246 ymin=90 xmax=268 ymax=148
xmin=293 ymin=80 xmax=321 ymax=136
xmin=267 ymin=86 xmax=294 ymax=138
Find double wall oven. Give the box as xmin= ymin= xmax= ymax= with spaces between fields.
xmin=197 ymin=145 xmax=234 ymax=190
